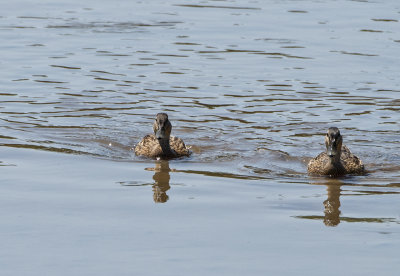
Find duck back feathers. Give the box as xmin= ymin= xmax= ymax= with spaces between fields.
xmin=135 ymin=134 xmax=190 ymax=159
xmin=308 ymin=145 xmax=364 ymax=176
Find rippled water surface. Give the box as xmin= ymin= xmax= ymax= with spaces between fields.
xmin=1 ymin=0 xmax=400 ymax=275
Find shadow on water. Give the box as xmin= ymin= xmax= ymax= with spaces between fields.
xmin=0 ymin=160 xmax=16 ymax=167
xmin=295 ymin=178 xmax=399 ymax=227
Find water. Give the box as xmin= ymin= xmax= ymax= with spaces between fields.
xmin=1 ymin=0 xmax=399 ymax=275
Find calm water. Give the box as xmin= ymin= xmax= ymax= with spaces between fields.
xmin=1 ymin=0 xmax=399 ymax=275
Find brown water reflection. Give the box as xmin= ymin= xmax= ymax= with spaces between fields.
xmin=295 ymin=178 xmax=399 ymax=226
xmin=149 ymin=161 xmax=171 ymax=203
xmin=322 ymin=180 xmax=342 ymax=227
xmin=119 ymin=161 xmax=172 ymax=203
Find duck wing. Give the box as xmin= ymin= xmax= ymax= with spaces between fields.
xmin=340 ymin=145 xmax=364 ymax=174
xmin=307 ymin=151 xmax=329 ymax=174
xmin=135 ymin=135 xmax=161 ymax=157
xmin=170 ymin=136 xmax=191 ymax=157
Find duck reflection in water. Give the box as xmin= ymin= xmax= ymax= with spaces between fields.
xmin=322 ymin=179 xmax=342 ymax=227
xmin=146 ymin=160 xmax=172 ymax=203
xmin=298 ymin=179 xmax=344 ymax=226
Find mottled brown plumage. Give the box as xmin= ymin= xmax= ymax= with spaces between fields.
xmin=134 ymin=113 xmax=191 ymax=159
xmin=308 ymin=127 xmax=364 ymax=177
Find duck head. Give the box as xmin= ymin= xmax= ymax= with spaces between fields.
xmin=153 ymin=113 xmax=172 ymax=141
xmin=325 ymin=127 xmax=343 ymax=161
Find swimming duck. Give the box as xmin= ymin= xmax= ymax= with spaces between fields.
xmin=134 ymin=113 xmax=191 ymax=159
xmin=307 ymin=127 xmax=364 ymax=176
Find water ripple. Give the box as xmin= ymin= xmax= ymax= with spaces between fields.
xmin=0 ymin=0 xmax=399 ymax=185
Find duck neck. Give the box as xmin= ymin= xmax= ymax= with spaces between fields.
xmin=328 ymin=154 xmax=341 ymax=165
xmin=325 ymin=153 xmax=344 ymax=176
xmin=158 ymin=138 xmax=174 ymax=156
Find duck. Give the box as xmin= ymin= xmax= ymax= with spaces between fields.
xmin=307 ymin=127 xmax=364 ymax=177
xmin=134 ymin=113 xmax=191 ymax=159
